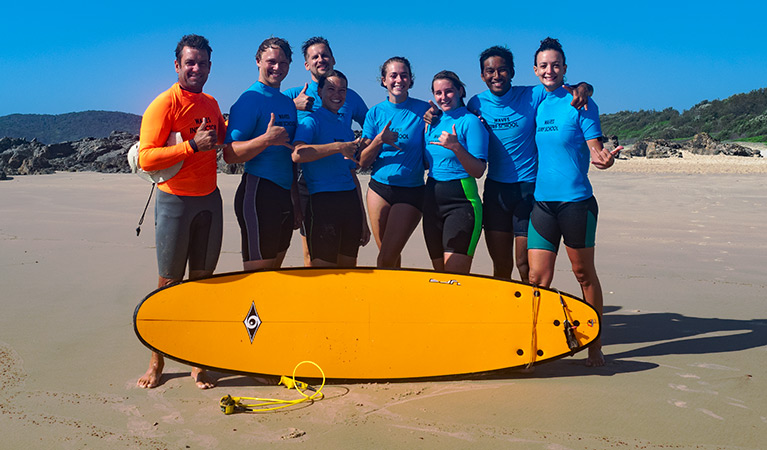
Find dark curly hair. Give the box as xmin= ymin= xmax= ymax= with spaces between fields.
xmin=479 ymin=46 xmax=515 ymax=78
xmin=175 ymin=34 xmax=212 ymax=61
xmin=534 ymin=37 xmax=565 ymax=66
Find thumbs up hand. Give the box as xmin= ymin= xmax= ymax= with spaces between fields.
xmin=192 ymin=117 xmax=219 ymax=152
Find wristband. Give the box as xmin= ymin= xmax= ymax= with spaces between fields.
xmin=189 ymin=138 xmax=199 ymax=152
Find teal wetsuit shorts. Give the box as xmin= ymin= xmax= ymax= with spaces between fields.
xmin=528 ymin=196 xmax=598 ymax=253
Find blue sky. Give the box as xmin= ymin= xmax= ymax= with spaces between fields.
xmin=2 ymin=1 xmax=765 ymax=118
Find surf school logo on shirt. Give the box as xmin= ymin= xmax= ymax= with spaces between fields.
xmin=490 ymin=117 xmax=519 ymax=130
xmin=277 ymin=113 xmax=297 ymax=128
xmin=537 ymin=119 xmax=558 ymax=133
xmin=189 ymin=117 xmax=217 ymax=134
xmin=392 ymin=128 xmax=408 ymax=141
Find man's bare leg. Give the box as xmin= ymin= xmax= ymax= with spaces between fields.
xmin=137 ymin=351 xmax=165 ymax=388
xmin=137 ymin=275 xmax=177 ymax=388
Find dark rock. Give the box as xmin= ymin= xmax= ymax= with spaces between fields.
xmin=43 ymin=142 xmax=76 ymax=159
xmin=684 ymin=132 xmax=761 ymax=157
xmin=630 ymin=139 xmax=683 ymax=158
xmin=0 ymin=132 xmax=138 ymax=175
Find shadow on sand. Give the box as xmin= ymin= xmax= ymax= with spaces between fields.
xmin=601 ymin=305 xmax=767 ymax=360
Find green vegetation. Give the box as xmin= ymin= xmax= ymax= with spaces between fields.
xmin=601 ymin=88 xmax=767 ymax=143
xmin=735 ymin=135 xmax=767 ymax=143
xmin=0 ymin=111 xmax=141 ymax=144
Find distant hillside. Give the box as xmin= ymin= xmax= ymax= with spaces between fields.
xmin=0 ymin=111 xmax=141 ymax=144
xmin=601 ymin=87 xmax=767 ymax=143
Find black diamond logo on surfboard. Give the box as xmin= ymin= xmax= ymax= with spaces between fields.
xmin=243 ymin=302 xmax=261 ymax=343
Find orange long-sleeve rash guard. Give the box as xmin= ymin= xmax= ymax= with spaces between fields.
xmin=138 ymin=83 xmax=226 ymax=196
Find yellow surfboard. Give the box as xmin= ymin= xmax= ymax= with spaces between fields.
xmin=134 ymin=268 xmax=600 ymax=379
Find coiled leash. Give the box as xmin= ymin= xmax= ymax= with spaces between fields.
xmin=219 ymin=361 xmax=326 ymax=415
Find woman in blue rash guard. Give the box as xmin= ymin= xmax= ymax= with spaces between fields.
xmin=291 ymin=70 xmax=370 ymax=268
xmin=528 ymin=37 xmax=619 ymax=367
xmin=422 ymin=70 xmax=489 ymax=274
xmin=358 ymin=56 xmax=430 ymax=268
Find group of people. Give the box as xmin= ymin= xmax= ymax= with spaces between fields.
xmin=136 ymin=34 xmax=618 ymax=389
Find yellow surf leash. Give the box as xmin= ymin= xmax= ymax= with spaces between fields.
xmin=219 ymin=361 xmax=326 ymax=415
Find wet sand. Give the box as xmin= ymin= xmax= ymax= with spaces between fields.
xmin=1 ymin=154 xmax=765 ymax=449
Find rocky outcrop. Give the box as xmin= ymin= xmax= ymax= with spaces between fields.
xmin=0 ymin=132 xmax=137 ymax=175
xmin=630 ymin=133 xmax=762 ymax=159
xmin=629 ymin=139 xmax=683 ymax=159
xmin=684 ymin=132 xmax=759 ymax=156
xmin=0 ymin=132 xmax=244 ymax=177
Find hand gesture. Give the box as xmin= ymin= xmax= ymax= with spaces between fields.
xmin=293 ymin=83 xmax=315 ymax=112
xmin=429 ymin=124 xmax=460 ymax=152
xmin=591 ymin=145 xmax=622 ymax=169
xmin=378 ymin=121 xmax=401 ymax=150
xmin=263 ymin=113 xmax=294 ymax=150
xmin=565 ymin=83 xmax=591 ymax=110
xmin=192 ymin=117 xmax=218 ymax=151
xmin=339 ymin=139 xmax=360 ymax=165
xmin=423 ymin=100 xmax=442 ymax=125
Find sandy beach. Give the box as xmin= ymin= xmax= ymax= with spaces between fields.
xmin=1 ymin=153 xmax=765 ymax=449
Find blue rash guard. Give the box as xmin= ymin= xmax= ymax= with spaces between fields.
xmin=362 ymin=97 xmax=430 ymax=188
xmin=284 ymin=80 xmax=368 ymax=129
xmin=424 ymin=107 xmax=489 ymax=181
xmin=466 ymin=85 xmax=546 ymax=183
xmin=225 ymin=81 xmax=298 ymax=190
xmin=293 ymin=107 xmax=357 ymax=195
xmin=534 ymin=86 xmax=602 ymax=202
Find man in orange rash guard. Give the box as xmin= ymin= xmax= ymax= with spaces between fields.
xmin=136 ymin=34 xmax=226 ymax=390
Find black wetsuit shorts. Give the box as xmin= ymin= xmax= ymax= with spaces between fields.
xmin=234 ymin=173 xmax=294 ymax=262
xmin=305 ymin=189 xmax=363 ymax=263
xmin=482 ymin=179 xmax=535 ymax=236
xmin=422 ymin=177 xmax=483 ymax=260
xmin=528 ymin=196 xmax=599 ymax=253
xmin=368 ymin=178 xmax=425 ymax=211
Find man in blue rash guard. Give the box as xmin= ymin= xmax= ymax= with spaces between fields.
xmin=466 ymin=45 xmax=593 ymax=282
xmin=224 ymin=37 xmax=297 ymax=272
xmin=283 ymin=36 xmax=368 ymax=127
xmin=282 ymin=36 xmax=368 ymax=265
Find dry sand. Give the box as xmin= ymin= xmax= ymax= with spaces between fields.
xmin=1 ymin=153 xmax=765 ymax=449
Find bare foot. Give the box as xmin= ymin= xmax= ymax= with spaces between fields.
xmin=191 ymin=367 xmax=216 ymax=389
xmin=585 ymin=346 xmax=605 ymax=367
xmin=138 ymin=352 xmax=164 ymax=388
